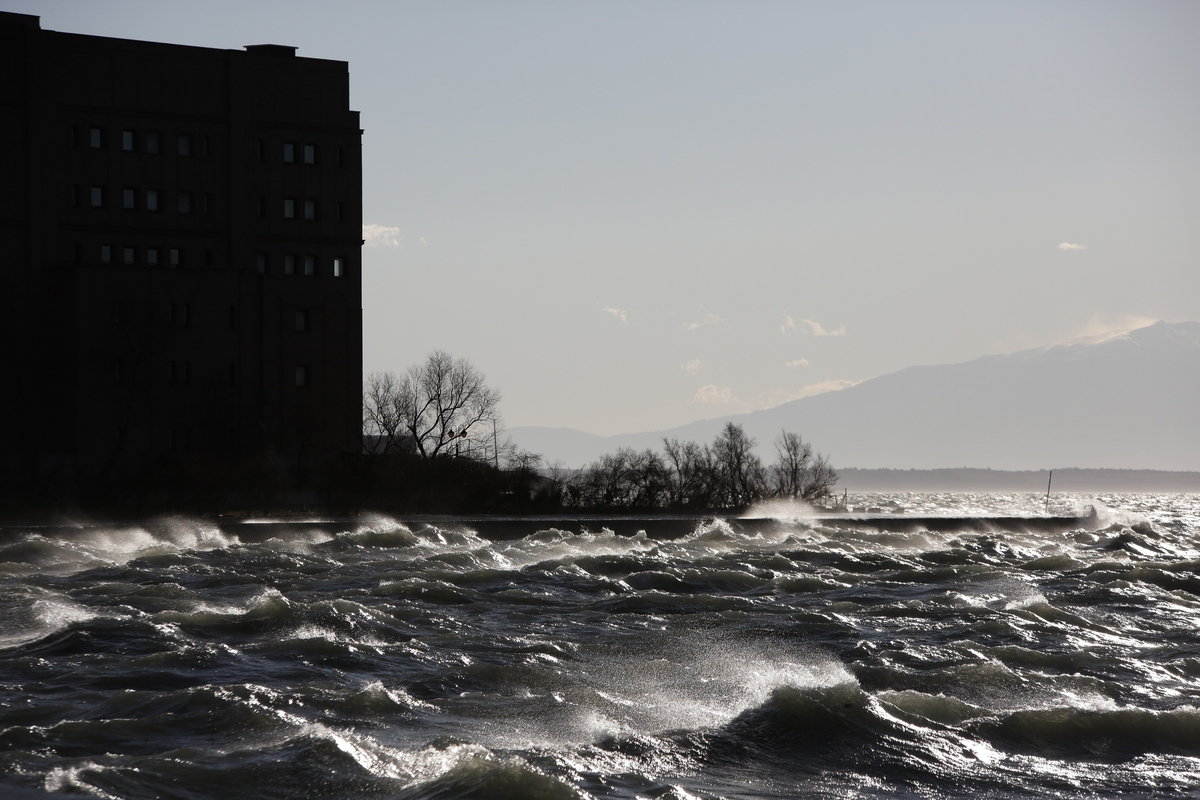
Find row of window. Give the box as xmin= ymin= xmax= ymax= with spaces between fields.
xmin=112 ymin=359 xmax=310 ymax=388
xmin=95 ymin=245 xmax=348 ymax=277
xmin=82 ymin=187 xmax=347 ymax=223
xmin=256 ymin=253 xmax=347 ymax=278
xmin=78 ymin=126 xmax=210 ymax=157
xmin=79 ymin=126 xmax=347 ymax=167
xmin=81 ymin=185 xmax=210 ymax=214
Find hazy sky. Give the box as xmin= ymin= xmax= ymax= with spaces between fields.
xmin=15 ymin=1 xmax=1200 ymax=435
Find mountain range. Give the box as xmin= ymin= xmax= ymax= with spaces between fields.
xmin=510 ymin=320 xmax=1200 ymax=471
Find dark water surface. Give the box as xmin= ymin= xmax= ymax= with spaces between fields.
xmin=2 ymin=494 xmax=1199 ymax=799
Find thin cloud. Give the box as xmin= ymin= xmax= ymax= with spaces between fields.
xmin=1058 ymin=242 xmax=1087 ymax=251
xmin=685 ymin=311 xmax=722 ymax=331
xmin=785 ymin=358 xmax=810 ymax=367
xmin=693 ymin=384 xmax=732 ymax=404
xmin=682 ymin=359 xmax=702 ymax=374
xmin=601 ymin=307 xmax=628 ymax=324
xmin=363 ymin=224 xmax=401 ymax=247
xmin=757 ymin=379 xmax=859 ymax=409
xmin=780 ymin=316 xmax=796 ymax=335
xmin=801 ymin=319 xmax=846 ymax=337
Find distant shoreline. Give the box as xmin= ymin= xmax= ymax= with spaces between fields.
xmin=837 ymin=467 xmax=1200 ymax=493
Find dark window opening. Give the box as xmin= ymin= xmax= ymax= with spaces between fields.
xmin=90 ymin=186 xmax=104 ymax=208
xmin=122 ymin=130 xmax=135 ymax=151
xmin=201 ymin=135 xmax=211 ymax=158
xmin=284 ymin=254 xmax=296 ymax=275
xmin=170 ymin=248 xmax=180 ymax=267
xmin=100 ymin=244 xmax=112 ymax=264
xmin=283 ymin=198 xmax=295 ymax=218
xmin=333 ymin=257 xmax=345 ymax=278
xmin=147 ymin=248 xmax=159 ymax=266
xmin=256 ymin=252 xmax=268 ymax=274
xmin=295 ymin=310 xmax=308 ymax=332
xmin=304 ymin=255 xmax=315 ymax=276
xmin=295 ymin=365 xmax=308 ymax=387
xmin=337 ymin=145 xmax=344 ymax=167
xmin=303 ymin=199 xmax=315 ymax=221
xmin=283 ymin=142 xmax=295 ymax=163
xmin=337 ymin=200 xmax=345 ymax=222
xmin=123 ymin=247 xmax=135 ymax=265
xmin=178 ymin=192 xmax=192 ymax=214
xmin=257 ymin=139 xmax=265 ymax=162
xmin=258 ymin=195 xmax=266 ymax=218
xmin=146 ymin=132 xmax=160 ymax=154
xmin=122 ymin=188 xmax=136 ymax=210
xmin=89 ymin=127 xmax=103 ymax=148
xmin=178 ymin=134 xmax=191 ymax=156
xmin=147 ymin=189 xmax=159 ymax=212
xmin=303 ymin=143 xmax=315 ymax=164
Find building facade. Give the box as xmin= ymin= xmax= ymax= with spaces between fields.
xmin=0 ymin=12 xmax=363 ymax=497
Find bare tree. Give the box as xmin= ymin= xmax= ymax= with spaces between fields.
xmin=771 ymin=430 xmax=837 ymax=502
xmin=711 ymin=422 xmax=767 ymax=508
xmin=363 ymin=372 xmax=404 ymax=454
xmin=366 ymin=351 xmax=502 ymax=460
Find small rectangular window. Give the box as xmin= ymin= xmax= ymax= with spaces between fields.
xmin=122 ymin=130 xmax=134 ymax=151
xmin=303 ymin=144 xmax=315 ymax=164
xmin=257 ymin=139 xmax=265 ymax=162
xmin=283 ymin=198 xmax=295 ymax=218
xmin=337 ymin=200 xmax=345 ymax=222
xmin=146 ymin=132 xmax=160 ymax=154
xmin=90 ymin=187 xmax=104 ymax=208
xmin=284 ymin=254 xmax=296 ymax=275
xmin=303 ymin=200 xmax=316 ymax=221
xmin=295 ymin=365 xmax=309 ymax=387
xmin=283 ymin=142 xmax=295 ymax=163
xmin=170 ymin=248 xmax=181 ymax=266
xmin=146 ymin=189 xmax=159 ymax=212
xmin=178 ymin=192 xmax=192 ymax=214
xmin=100 ymin=244 xmax=112 ymax=264
xmin=256 ymin=252 xmax=267 ymax=274
xmin=178 ymin=134 xmax=191 ymax=156
xmin=89 ymin=127 xmax=103 ymax=148
xmin=201 ymin=135 xmax=210 ymax=157
xmin=332 ymin=257 xmax=344 ymax=278
xmin=304 ymin=255 xmax=315 ymax=276
xmin=123 ymin=247 xmax=135 ymax=265
xmin=147 ymin=248 xmax=159 ymax=266
xmin=337 ymin=145 xmax=345 ymax=167
xmin=295 ymin=310 xmax=308 ymax=331
xmin=122 ymin=188 xmax=136 ymax=210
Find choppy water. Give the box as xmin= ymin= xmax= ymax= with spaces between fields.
xmin=2 ymin=493 xmax=1200 ymax=799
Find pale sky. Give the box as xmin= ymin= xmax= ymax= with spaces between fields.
xmin=16 ymin=1 xmax=1200 ymax=435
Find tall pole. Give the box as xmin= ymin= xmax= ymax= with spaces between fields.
xmin=1045 ymin=470 xmax=1053 ymax=515
xmin=492 ymin=418 xmax=499 ymax=470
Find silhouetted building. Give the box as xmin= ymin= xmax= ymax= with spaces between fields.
xmin=1 ymin=12 xmax=362 ymax=500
